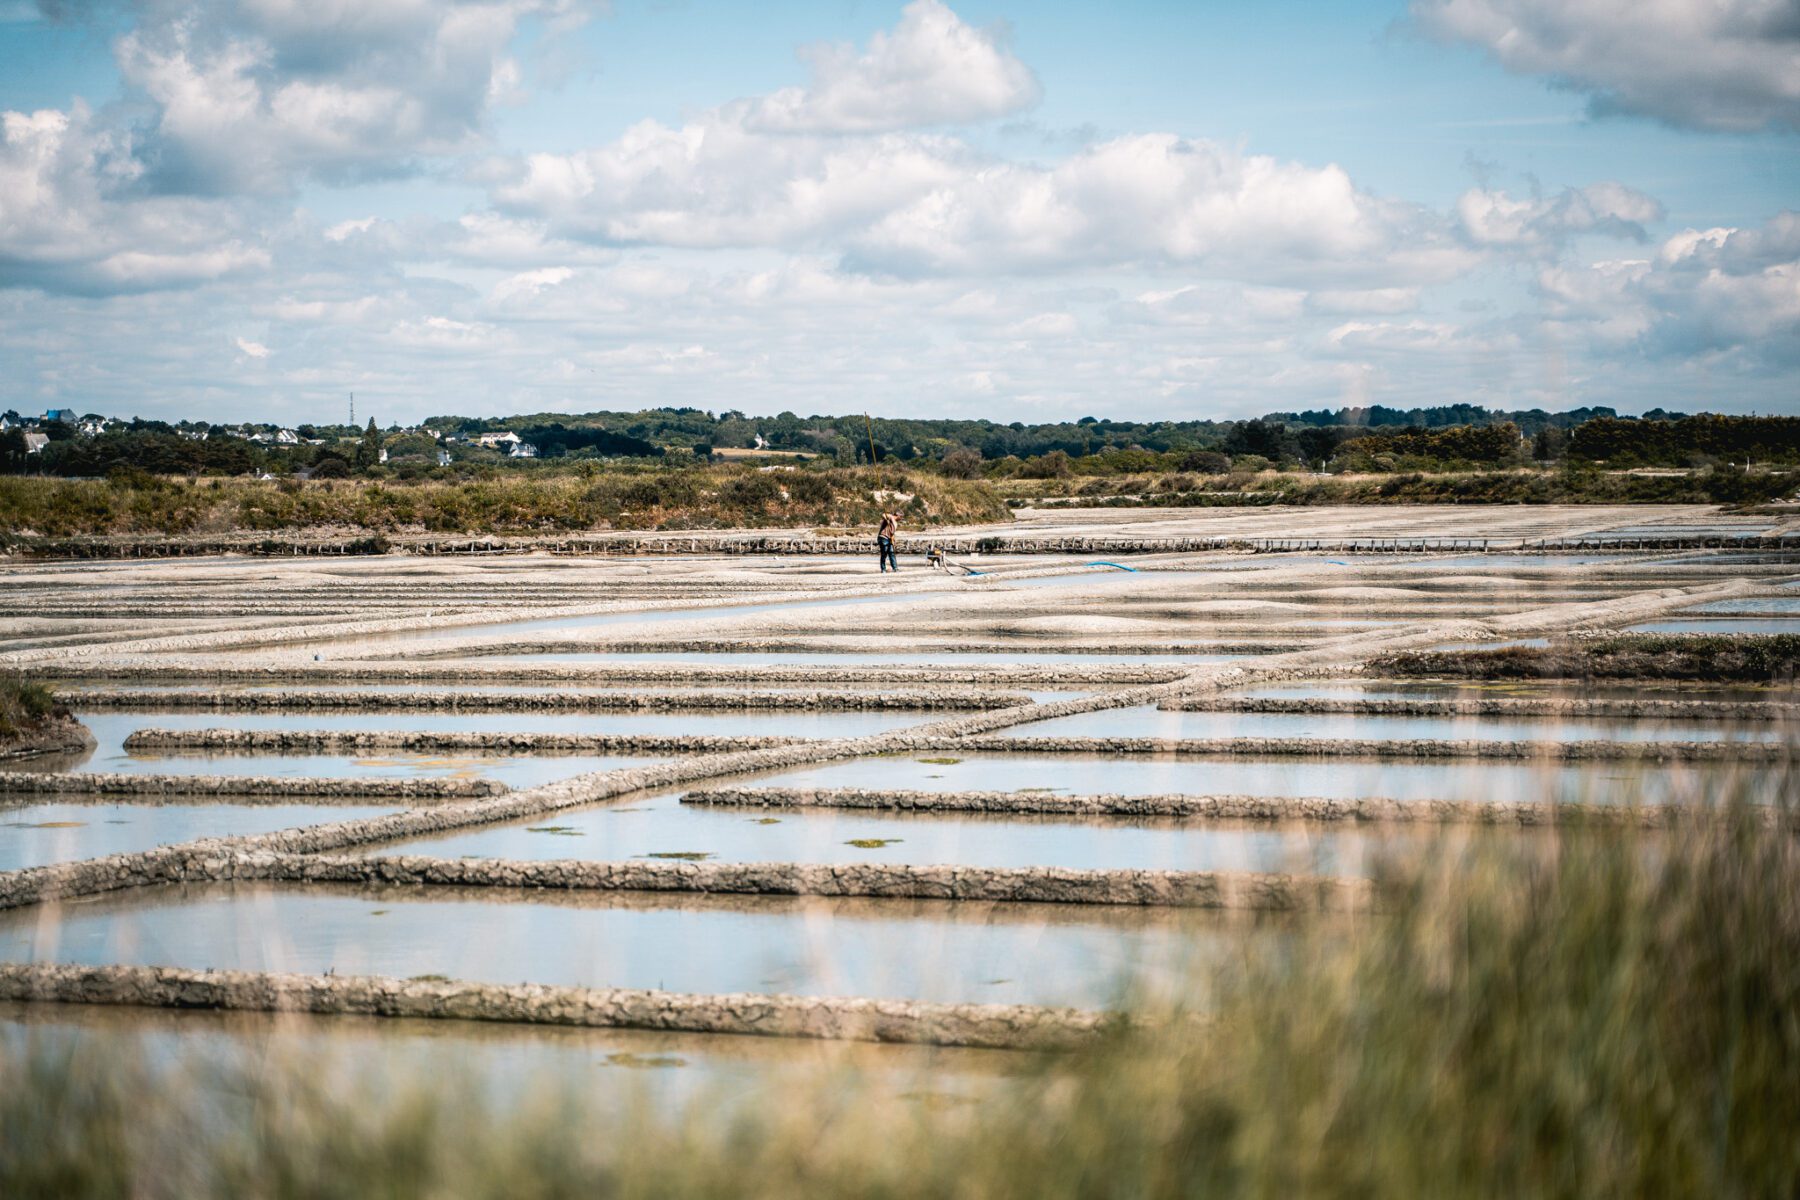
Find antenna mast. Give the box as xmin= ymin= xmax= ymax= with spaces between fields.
xmin=349 ymin=392 xmax=355 ymax=428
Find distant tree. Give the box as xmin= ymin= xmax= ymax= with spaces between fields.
xmin=356 ymin=418 xmax=380 ymax=469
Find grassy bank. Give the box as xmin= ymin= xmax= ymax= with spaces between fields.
xmin=1376 ymin=634 xmax=1800 ymax=683
xmin=5 ymin=801 xmax=1795 ymax=1197
xmin=0 ymin=677 xmax=61 ymax=741
xmin=0 ymin=467 xmax=1008 ymax=539
xmin=998 ymin=466 xmax=1793 ymax=507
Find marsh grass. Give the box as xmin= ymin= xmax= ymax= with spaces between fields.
xmin=0 ymin=675 xmax=62 ymax=741
xmin=2 ymin=801 xmax=1796 ymax=1198
xmin=0 ymin=466 xmax=1007 ymax=539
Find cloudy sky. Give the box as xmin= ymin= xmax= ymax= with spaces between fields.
xmin=1 ymin=0 xmax=1796 ymax=426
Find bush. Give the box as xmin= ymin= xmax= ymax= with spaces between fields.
xmin=1179 ymin=450 xmax=1231 ymax=474
xmin=1020 ymin=450 xmax=1073 ymax=479
xmin=940 ymin=448 xmax=984 ymax=479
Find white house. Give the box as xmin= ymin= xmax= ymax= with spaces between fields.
xmin=0 ymin=416 xmax=14 ymax=432
xmin=78 ymin=417 xmax=110 ymax=436
xmin=378 ymin=446 xmax=389 ymax=464
xmin=437 ymin=448 xmax=453 ymax=466
xmin=509 ymin=441 xmax=538 ymax=458
xmin=274 ymin=428 xmax=299 ymax=445
xmin=477 ymin=431 xmax=521 ymax=448
xmin=23 ymin=432 xmax=49 ymax=454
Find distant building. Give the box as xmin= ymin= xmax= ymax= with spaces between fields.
xmin=378 ymin=446 xmax=389 ymax=464
xmin=23 ymin=432 xmax=49 ymax=454
xmin=78 ymin=417 xmax=110 ymax=436
xmin=274 ymin=429 xmax=299 ymax=445
xmin=437 ymin=448 xmax=453 ymax=466
xmin=509 ymin=441 xmax=538 ymax=459
xmin=0 ymin=415 xmax=14 ymax=432
xmin=476 ymin=431 xmax=521 ymax=448
xmin=42 ymin=408 xmax=76 ymax=424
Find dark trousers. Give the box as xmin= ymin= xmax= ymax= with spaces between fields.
xmin=878 ymin=536 xmax=897 ymax=571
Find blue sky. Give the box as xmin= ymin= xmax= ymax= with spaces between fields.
xmin=1 ymin=0 xmax=1796 ymax=426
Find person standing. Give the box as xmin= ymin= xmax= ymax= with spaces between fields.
xmin=877 ymin=510 xmax=899 ymax=572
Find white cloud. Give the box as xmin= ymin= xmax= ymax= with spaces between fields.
xmin=1412 ymin=0 xmax=1800 ymax=132
xmin=1537 ymin=212 xmax=1800 ymax=364
xmin=1456 ymin=182 xmax=1663 ymax=253
xmin=234 ymin=335 xmax=269 ymax=357
xmin=115 ymin=0 xmax=599 ymax=194
xmin=846 ymin=134 xmax=1472 ymax=285
xmin=0 ymin=104 xmax=269 ymax=294
xmin=741 ymin=0 xmax=1039 ymax=133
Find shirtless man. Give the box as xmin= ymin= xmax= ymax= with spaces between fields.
xmin=877 ymin=510 xmax=899 ymax=572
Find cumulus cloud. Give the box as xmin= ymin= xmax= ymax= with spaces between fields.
xmin=0 ymin=104 xmax=268 ymax=294
xmin=111 ymin=0 xmax=596 ymax=194
xmin=495 ymin=115 xmax=1472 ymax=286
xmin=1411 ymin=0 xmax=1800 ymax=132
xmin=1537 ymin=212 xmax=1800 ymax=364
xmin=740 ymin=0 xmax=1039 ymax=133
xmin=1456 ymin=181 xmax=1663 ymax=253
xmin=845 ymin=134 xmax=1472 ymax=284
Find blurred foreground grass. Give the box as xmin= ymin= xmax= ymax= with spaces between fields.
xmin=3 ymin=801 xmax=1796 ymax=1198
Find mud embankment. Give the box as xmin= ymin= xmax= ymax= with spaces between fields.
xmin=0 ymin=963 xmax=1104 ymax=1050
xmin=121 ymin=728 xmax=807 ymax=755
xmin=1157 ymin=695 xmax=1799 ymax=720
xmin=0 ymin=715 xmax=93 ymax=764
xmin=264 ymin=852 xmax=1372 ymax=912
xmin=680 ymin=786 xmax=1791 ymax=828
xmin=70 ymin=686 xmax=1036 ymax=713
xmin=943 ymin=735 xmax=1792 ymax=763
xmin=0 ymin=770 xmax=504 ymax=803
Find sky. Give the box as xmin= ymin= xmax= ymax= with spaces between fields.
xmin=0 ymin=0 xmax=1796 ymax=427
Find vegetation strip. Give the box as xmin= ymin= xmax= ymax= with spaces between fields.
xmin=0 ymin=963 xmax=1102 ymax=1050
xmin=680 ymin=787 xmax=1793 ymax=827
xmin=0 ymin=771 xmax=503 ymax=803
xmin=947 ymin=735 xmax=1792 ymax=762
xmin=69 ymin=687 xmax=1036 ymax=713
xmin=1154 ymin=695 xmax=1800 ymax=720
xmin=255 ymin=853 xmax=1372 ymax=911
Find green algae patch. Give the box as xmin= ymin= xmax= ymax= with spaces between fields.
xmin=645 ymin=851 xmax=714 ymax=861
xmin=528 ymin=825 xmax=584 ymax=836
xmin=408 ymin=974 xmax=452 ymax=984
xmin=846 ymin=838 xmax=903 ymax=849
xmin=917 ymin=757 xmax=962 ymax=765
xmin=751 ymin=817 xmax=782 ymax=825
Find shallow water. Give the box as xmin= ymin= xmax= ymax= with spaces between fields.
xmin=0 ymin=882 xmax=1239 ymax=1009
xmin=758 ymin=753 xmax=1779 ymax=807
xmin=474 ymin=650 xmax=1245 ymax=666
xmin=1235 ymin=679 xmax=1795 ymax=703
xmin=364 ymin=592 xmax=928 ymax=644
xmin=1688 ymin=597 xmax=1800 ymax=615
xmin=992 ymin=704 xmax=1784 ymax=743
xmin=368 ymin=787 xmax=1396 ymax=876
xmin=0 ymin=1001 xmax=1026 ymax=1114
xmin=0 ymin=802 xmax=397 ymax=871
xmin=1625 ymin=618 xmax=1800 ymax=635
